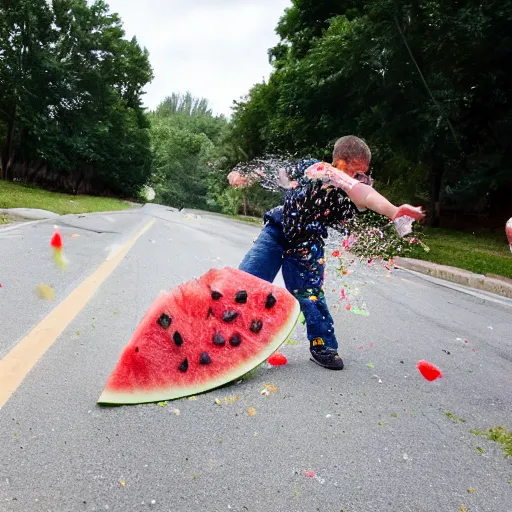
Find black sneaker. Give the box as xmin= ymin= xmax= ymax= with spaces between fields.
xmin=310 ymin=348 xmax=344 ymax=370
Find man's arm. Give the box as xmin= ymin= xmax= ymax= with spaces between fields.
xmin=304 ymin=162 xmax=424 ymax=221
xmin=348 ymin=184 xmax=424 ymax=220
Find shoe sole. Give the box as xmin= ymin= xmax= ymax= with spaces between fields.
xmin=309 ymin=357 xmax=344 ymax=371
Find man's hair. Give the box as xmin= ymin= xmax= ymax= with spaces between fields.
xmin=332 ymin=136 xmax=371 ymax=165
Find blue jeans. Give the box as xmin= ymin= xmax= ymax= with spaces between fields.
xmin=239 ymin=223 xmax=338 ymax=350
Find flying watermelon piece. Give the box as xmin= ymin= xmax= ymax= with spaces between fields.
xmin=417 ymin=360 xmax=443 ymax=381
xmin=98 ymin=267 xmax=300 ymax=404
xmin=50 ymin=230 xmax=63 ymax=249
xmin=267 ymin=352 xmax=288 ymax=366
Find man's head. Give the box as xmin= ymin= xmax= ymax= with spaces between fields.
xmin=332 ymin=136 xmax=371 ymax=177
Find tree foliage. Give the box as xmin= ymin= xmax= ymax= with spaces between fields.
xmin=149 ymin=93 xmax=228 ymax=210
xmin=228 ymin=0 xmax=512 ymax=226
xmin=0 ymin=0 xmax=153 ymax=197
xmin=4 ymin=0 xmax=510 ymax=221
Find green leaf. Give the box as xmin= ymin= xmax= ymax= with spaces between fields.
xmin=445 ymin=412 xmax=466 ymax=423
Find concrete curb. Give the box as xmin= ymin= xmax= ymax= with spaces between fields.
xmin=0 ymin=204 xmax=142 ymax=224
xmin=0 ymin=218 xmax=48 ymax=234
xmin=394 ymin=257 xmax=512 ymax=299
xmin=0 ymin=207 xmax=60 ymax=220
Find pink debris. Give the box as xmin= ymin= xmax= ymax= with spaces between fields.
xmin=267 ymin=352 xmax=288 ymax=366
xmin=227 ymin=170 xmax=256 ymax=188
xmin=342 ymin=236 xmax=356 ymax=249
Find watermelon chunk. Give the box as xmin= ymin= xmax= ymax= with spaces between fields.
xmin=98 ymin=268 xmax=300 ymax=404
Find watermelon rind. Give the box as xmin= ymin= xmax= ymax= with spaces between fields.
xmin=97 ymin=299 xmax=300 ymax=405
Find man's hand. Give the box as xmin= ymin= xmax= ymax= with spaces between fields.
xmin=392 ymin=205 xmax=425 ymax=221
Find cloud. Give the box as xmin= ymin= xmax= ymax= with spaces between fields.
xmin=105 ymin=0 xmax=291 ymax=116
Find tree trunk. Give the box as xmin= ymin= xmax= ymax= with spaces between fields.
xmin=1 ymin=103 xmax=17 ymax=181
xmin=243 ymin=190 xmax=248 ymax=216
xmin=428 ymin=159 xmax=443 ymax=227
xmin=75 ymin=169 xmax=85 ymax=195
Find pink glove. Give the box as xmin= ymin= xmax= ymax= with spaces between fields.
xmin=304 ymin=162 xmax=359 ymax=193
xmin=506 ymin=218 xmax=512 ymax=253
xmin=392 ymin=205 xmax=425 ymax=221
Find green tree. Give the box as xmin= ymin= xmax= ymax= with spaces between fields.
xmin=149 ymin=93 xmax=228 ymax=209
xmin=0 ymin=0 xmax=153 ymax=197
xmin=227 ymin=0 xmax=512 ymax=226
xmin=0 ymin=0 xmax=56 ymax=179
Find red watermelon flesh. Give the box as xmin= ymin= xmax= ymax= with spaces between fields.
xmin=417 ymin=360 xmax=443 ymax=381
xmin=98 ymin=268 xmax=300 ymax=404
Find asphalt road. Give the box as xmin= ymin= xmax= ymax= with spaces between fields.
xmin=0 ymin=204 xmax=511 ymax=512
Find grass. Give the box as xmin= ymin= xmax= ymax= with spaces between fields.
xmin=0 ymin=180 xmax=131 ymax=216
xmin=410 ymin=227 xmax=512 ymax=279
xmin=0 ymin=214 xmax=8 ymax=224
xmin=233 ymin=215 xmax=263 ymax=226
xmin=232 ymin=213 xmax=512 ymax=278
xmin=471 ymin=427 xmax=512 ymax=459
xmin=231 ymin=212 xmax=512 ymax=278
xmin=226 ymin=214 xmax=263 ymax=226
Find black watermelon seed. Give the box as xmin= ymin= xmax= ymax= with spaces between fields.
xmin=211 ymin=291 xmax=223 ymax=300
xmin=222 ymin=310 xmax=239 ymax=323
xmin=250 ymin=320 xmax=263 ymax=334
xmin=173 ymin=331 xmax=184 ymax=346
xmin=157 ymin=313 xmax=172 ymax=329
xmin=207 ymin=307 xmax=214 ymax=318
xmin=235 ymin=290 xmax=248 ymax=304
xmin=199 ymin=352 xmax=211 ymax=365
xmin=229 ymin=334 xmax=242 ymax=347
xmin=135 ymin=347 xmax=139 ymax=353
xmin=265 ymin=293 xmax=277 ymax=309
xmin=213 ymin=333 xmax=226 ymax=346
xmin=178 ymin=358 xmax=188 ymax=372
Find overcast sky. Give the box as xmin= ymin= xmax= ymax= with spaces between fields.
xmin=105 ymin=0 xmax=291 ymax=117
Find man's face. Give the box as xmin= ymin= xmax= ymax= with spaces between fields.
xmin=334 ymin=159 xmax=369 ymax=177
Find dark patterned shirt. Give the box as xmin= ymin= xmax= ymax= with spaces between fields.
xmin=282 ymin=180 xmax=357 ymax=245
xmin=264 ymin=159 xmax=358 ymax=247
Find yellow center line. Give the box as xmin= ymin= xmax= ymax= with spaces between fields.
xmin=0 ymin=217 xmax=156 ymax=409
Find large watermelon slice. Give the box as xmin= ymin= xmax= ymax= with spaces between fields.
xmin=98 ymin=268 xmax=300 ymax=404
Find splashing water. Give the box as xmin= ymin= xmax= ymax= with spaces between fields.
xmin=231 ymin=157 xmax=428 ymax=258
xmin=230 ymin=156 xmax=300 ymax=193
xmin=322 ymin=228 xmax=402 ymax=317
xmin=230 ymin=157 xmax=428 ymax=321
